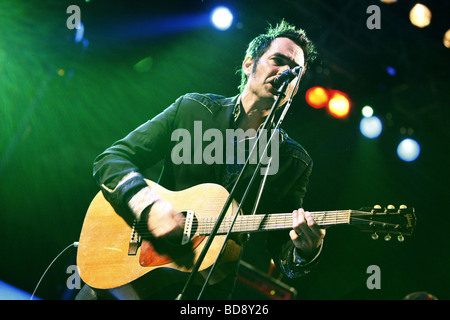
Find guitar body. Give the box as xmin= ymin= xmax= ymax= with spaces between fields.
xmin=77 ymin=180 xmax=242 ymax=290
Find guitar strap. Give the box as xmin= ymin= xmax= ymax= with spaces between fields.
xmin=177 ymin=69 xmax=304 ymax=300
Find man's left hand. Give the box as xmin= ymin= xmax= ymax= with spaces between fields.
xmin=289 ymin=208 xmax=326 ymax=259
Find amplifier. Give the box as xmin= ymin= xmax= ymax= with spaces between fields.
xmin=234 ymin=260 xmax=297 ymax=300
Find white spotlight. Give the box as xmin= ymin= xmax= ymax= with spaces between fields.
xmin=360 ymin=116 xmax=382 ymax=139
xmin=210 ymin=6 xmax=233 ymax=31
xmin=397 ymin=138 xmax=421 ymax=162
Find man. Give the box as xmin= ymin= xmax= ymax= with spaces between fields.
xmin=77 ymin=20 xmax=325 ymax=300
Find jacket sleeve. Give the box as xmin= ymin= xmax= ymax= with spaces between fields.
xmin=265 ymin=151 xmax=322 ymax=279
xmin=92 ymin=96 xmax=183 ymax=219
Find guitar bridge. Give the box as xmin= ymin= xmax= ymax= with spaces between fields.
xmin=182 ymin=210 xmax=195 ymax=245
xmin=128 ymin=219 xmax=141 ymax=255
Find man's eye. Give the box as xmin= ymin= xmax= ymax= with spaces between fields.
xmin=273 ymin=58 xmax=282 ymax=65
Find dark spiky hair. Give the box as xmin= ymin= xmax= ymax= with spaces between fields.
xmin=238 ymin=20 xmax=317 ymax=92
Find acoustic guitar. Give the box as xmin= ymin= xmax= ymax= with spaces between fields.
xmin=77 ymin=179 xmax=416 ymax=290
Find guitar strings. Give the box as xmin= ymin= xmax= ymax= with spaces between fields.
xmin=133 ymin=210 xmax=355 ymax=237
xmin=206 ymin=212 xmax=352 ymax=234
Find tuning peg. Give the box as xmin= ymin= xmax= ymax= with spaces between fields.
xmin=399 ymin=205 xmax=407 ymax=210
xmin=397 ymin=234 xmax=405 ymax=242
xmin=373 ymin=205 xmax=381 ymax=210
xmin=384 ymin=234 xmax=391 ymax=241
xmin=371 ymin=232 xmax=379 ymax=240
xmin=387 ymin=205 xmax=395 ymax=210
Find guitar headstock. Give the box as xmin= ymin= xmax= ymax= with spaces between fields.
xmin=350 ymin=205 xmax=416 ymax=241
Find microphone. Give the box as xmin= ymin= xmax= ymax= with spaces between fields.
xmin=273 ymin=66 xmax=302 ymax=87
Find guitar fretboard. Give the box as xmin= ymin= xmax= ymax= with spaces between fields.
xmin=198 ymin=211 xmax=352 ymax=235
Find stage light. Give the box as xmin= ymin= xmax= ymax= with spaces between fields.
xmin=380 ymin=0 xmax=397 ymax=3
xmin=409 ymin=3 xmax=431 ymax=28
xmin=386 ymin=66 xmax=396 ymax=76
xmin=0 ymin=281 xmax=38 ymax=300
xmin=362 ymin=106 xmax=374 ymax=117
xmin=74 ymin=21 xmax=84 ymax=43
xmin=305 ymin=86 xmax=329 ymax=108
xmin=397 ymin=138 xmax=420 ymax=162
xmin=210 ymin=6 xmax=233 ymax=31
xmin=444 ymin=29 xmax=450 ymax=48
xmin=327 ymin=90 xmax=350 ymax=118
xmin=360 ymin=116 xmax=382 ymax=139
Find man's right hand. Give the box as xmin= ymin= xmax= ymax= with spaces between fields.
xmin=147 ymin=199 xmax=185 ymax=245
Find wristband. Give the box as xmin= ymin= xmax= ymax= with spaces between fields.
xmin=128 ymin=186 xmax=160 ymax=221
xmin=293 ymin=240 xmax=323 ymax=266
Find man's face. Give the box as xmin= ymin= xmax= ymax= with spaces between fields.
xmin=243 ymin=37 xmax=305 ymax=106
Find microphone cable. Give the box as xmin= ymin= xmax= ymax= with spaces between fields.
xmin=30 ymin=241 xmax=79 ymax=300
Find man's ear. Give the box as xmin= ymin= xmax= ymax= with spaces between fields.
xmin=242 ymin=56 xmax=254 ymax=76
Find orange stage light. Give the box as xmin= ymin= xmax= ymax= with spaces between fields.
xmin=305 ymin=86 xmax=329 ymax=108
xmin=327 ymin=90 xmax=351 ymax=118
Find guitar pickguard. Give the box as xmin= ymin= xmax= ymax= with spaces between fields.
xmin=138 ymin=236 xmax=205 ymax=267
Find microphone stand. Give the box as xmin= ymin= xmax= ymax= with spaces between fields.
xmin=176 ymin=69 xmax=303 ymax=300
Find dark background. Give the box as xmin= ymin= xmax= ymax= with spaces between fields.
xmin=1 ymin=0 xmax=449 ymax=300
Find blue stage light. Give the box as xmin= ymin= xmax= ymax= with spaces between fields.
xmin=210 ymin=6 xmax=233 ymax=30
xmin=397 ymin=138 xmax=420 ymax=162
xmin=74 ymin=21 xmax=84 ymax=43
xmin=386 ymin=66 xmax=396 ymax=76
xmin=0 ymin=281 xmax=38 ymax=300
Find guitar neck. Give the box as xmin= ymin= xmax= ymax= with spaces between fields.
xmin=198 ymin=210 xmax=352 ymax=235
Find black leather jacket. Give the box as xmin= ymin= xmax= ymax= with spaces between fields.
xmin=93 ymin=93 xmax=320 ymax=279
